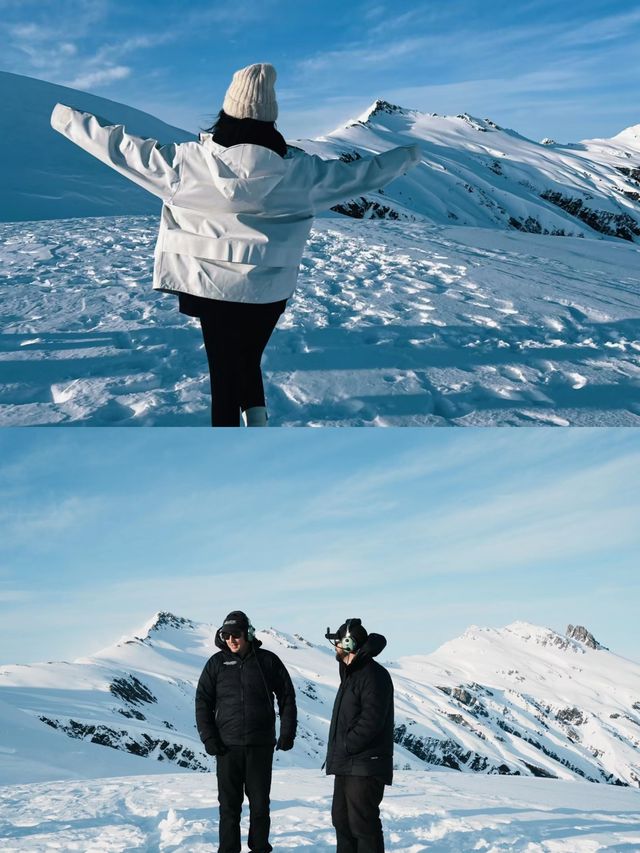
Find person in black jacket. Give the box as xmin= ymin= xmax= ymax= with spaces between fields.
xmin=195 ymin=610 xmax=297 ymax=853
xmin=325 ymin=618 xmax=394 ymax=853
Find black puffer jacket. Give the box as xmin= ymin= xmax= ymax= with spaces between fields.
xmin=325 ymin=633 xmax=394 ymax=784
xmin=195 ymin=637 xmax=297 ymax=749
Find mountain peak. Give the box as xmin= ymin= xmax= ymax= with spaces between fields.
xmin=355 ymin=99 xmax=412 ymax=125
xmin=143 ymin=611 xmax=194 ymax=635
xmin=566 ymin=624 xmax=606 ymax=650
xmin=612 ymin=123 xmax=640 ymax=140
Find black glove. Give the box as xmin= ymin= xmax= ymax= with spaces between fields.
xmin=204 ymin=738 xmax=227 ymax=756
xmin=276 ymin=735 xmax=294 ymax=752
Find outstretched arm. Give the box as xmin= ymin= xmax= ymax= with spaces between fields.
xmin=50 ymin=103 xmax=181 ymax=202
xmin=309 ymin=144 xmax=421 ymax=213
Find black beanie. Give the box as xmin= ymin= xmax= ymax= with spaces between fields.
xmin=220 ymin=611 xmax=250 ymax=635
xmin=338 ymin=618 xmax=368 ymax=649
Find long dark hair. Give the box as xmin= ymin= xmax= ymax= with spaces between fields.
xmin=202 ymin=110 xmax=287 ymax=158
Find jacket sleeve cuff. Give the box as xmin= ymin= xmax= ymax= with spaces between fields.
xmin=51 ymin=103 xmax=74 ymax=133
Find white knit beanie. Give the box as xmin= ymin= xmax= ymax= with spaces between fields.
xmin=222 ymin=63 xmax=278 ymax=122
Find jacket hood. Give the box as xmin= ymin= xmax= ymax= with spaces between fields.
xmin=199 ymin=134 xmax=288 ymax=202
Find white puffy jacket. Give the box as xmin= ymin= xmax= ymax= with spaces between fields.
xmin=51 ymin=103 xmax=422 ymax=304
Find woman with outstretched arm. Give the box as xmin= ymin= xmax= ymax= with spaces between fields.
xmin=51 ymin=63 xmax=422 ymax=426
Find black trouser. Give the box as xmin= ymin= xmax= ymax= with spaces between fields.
xmin=216 ymin=745 xmax=274 ymax=853
xmin=331 ymin=775 xmax=386 ymax=853
xmin=200 ymin=299 xmax=286 ymax=427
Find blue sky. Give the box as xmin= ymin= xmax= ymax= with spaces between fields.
xmin=1 ymin=0 xmax=639 ymax=142
xmin=1 ymin=428 xmax=638 ymax=665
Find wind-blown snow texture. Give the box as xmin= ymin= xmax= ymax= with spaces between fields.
xmin=2 ymin=770 xmax=639 ymax=852
xmin=2 ymin=217 xmax=639 ymax=426
xmin=1 ymin=74 xmax=640 ymax=425
xmin=2 ymin=616 xmax=640 ymax=851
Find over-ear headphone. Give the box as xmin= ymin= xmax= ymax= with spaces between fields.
xmin=246 ymin=619 xmax=256 ymax=642
xmin=325 ymin=618 xmax=361 ymax=653
xmin=340 ymin=618 xmax=360 ymax=652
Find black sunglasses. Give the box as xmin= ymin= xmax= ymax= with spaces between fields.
xmin=220 ymin=630 xmax=243 ymax=640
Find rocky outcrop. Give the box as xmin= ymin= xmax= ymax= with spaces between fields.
xmin=566 ymin=625 xmax=606 ymax=650
xmin=331 ymin=197 xmax=406 ymax=220
xmin=540 ymin=191 xmax=640 ymax=241
xmin=39 ymin=716 xmax=208 ymax=771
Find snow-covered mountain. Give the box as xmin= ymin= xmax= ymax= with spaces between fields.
xmin=1 ymin=613 xmax=639 ymax=788
xmin=0 ymin=70 xmax=195 ymax=222
xmin=3 ymin=71 xmax=639 ymax=240
xmin=307 ymin=99 xmax=640 ymax=242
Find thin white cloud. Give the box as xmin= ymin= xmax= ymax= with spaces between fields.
xmin=557 ymin=8 xmax=640 ymax=46
xmin=66 ymin=65 xmax=131 ymax=89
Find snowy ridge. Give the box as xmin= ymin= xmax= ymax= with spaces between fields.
xmin=296 ymin=97 xmax=640 ymax=241
xmin=3 ymin=72 xmax=640 ymax=244
xmin=1 ymin=614 xmax=639 ymax=789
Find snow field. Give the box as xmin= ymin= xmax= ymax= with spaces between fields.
xmin=1 ymin=216 xmax=639 ymax=426
xmin=1 ymin=770 xmax=639 ymax=852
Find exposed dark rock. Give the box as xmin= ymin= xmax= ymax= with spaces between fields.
xmin=148 ymin=612 xmax=194 ymax=633
xmin=331 ymin=197 xmax=404 ymax=220
xmin=367 ymin=100 xmax=407 ymax=118
xmin=556 ymin=707 xmax=587 ymax=726
xmin=456 ymin=114 xmax=487 ymax=132
xmin=522 ymin=762 xmax=557 ymax=778
xmin=509 ymin=216 xmax=567 ymax=236
xmin=338 ymin=150 xmax=363 ymax=163
xmin=38 ymin=716 xmax=208 ymax=771
xmin=540 ymin=192 xmax=640 ymax=241
xmin=109 ymin=674 xmax=157 ymax=706
xmin=616 ymin=166 xmax=640 ymax=183
xmin=300 ymin=681 xmax=319 ymax=701
xmin=395 ymin=724 xmax=499 ymax=774
xmin=566 ymin=625 xmax=606 ymax=650
xmin=117 ymin=707 xmax=146 ymax=721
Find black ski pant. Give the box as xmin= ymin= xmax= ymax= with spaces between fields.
xmin=331 ymin=775 xmax=386 ymax=853
xmin=216 ymin=744 xmax=274 ymax=853
xmin=200 ymin=299 xmax=286 ymax=427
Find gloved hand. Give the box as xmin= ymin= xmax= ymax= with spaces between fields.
xmin=204 ymin=738 xmax=227 ymax=756
xmin=276 ymin=735 xmax=294 ymax=751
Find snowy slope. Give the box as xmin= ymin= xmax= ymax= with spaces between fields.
xmin=0 ymin=71 xmax=195 ymax=222
xmin=295 ymin=99 xmax=640 ymax=242
xmin=1 ymin=613 xmax=639 ymax=790
xmin=1 ymin=215 xmax=639 ymax=427
xmin=2 ymin=770 xmax=640 ymax=852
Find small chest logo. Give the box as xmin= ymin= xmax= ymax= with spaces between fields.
xmin=223 ymin=660 xmax=238 ymax=666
